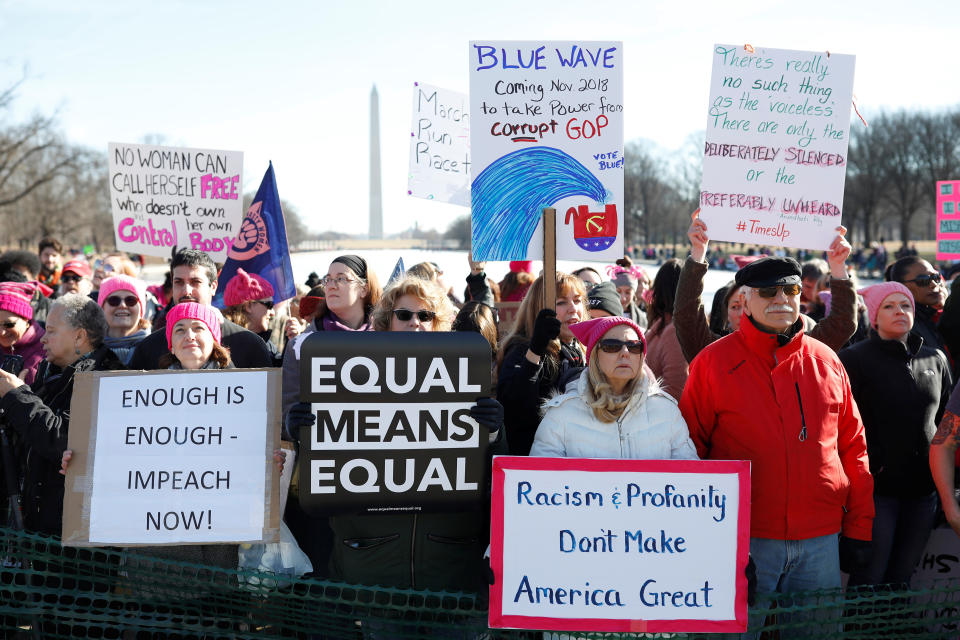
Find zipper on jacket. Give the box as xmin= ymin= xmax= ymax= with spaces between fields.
xmin=794 ymin=383 xmax=807 ymax=441
xmin=410 ymin=513 xmax=418 ymax=589
xmin=617 ymin=415 xmax=625 ymax=457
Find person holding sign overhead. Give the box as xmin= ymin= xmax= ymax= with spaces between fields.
xmin=497 ymin=273 xmax=587 ymax=456
xmin=674 ymin=210 xmax=857 ymax=363
xmin=531 ymin=316 xmax=697 ymax=461
xmin=680 ymin=256 xmax=873 ymax=636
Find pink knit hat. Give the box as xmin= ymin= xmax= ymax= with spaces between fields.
xmin=223 ymin=268 xmax=274 ymax=306
xmin=568 ymin=316 xmax=645 ymax=365
xmin=509 ymin=261 xmax=533 ymax=274
xmin=98 ymin=274 xmax=147 ymax=319
xmin=858 ymin=282 xmax=915 ymax=329
xmin=0 ymin=282 xmax=34 ymax=320
xmin=165 ymin=302 xmax=222 ymax=348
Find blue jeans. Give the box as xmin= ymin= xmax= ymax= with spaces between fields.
xmin=746 ymin=534 xmax=841 ymax=638
xmin=847 ymin=492 xmax=937 ymax=588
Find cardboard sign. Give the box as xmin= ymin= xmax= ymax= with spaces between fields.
xmin=489 ymin=457 xmax=750 ymax=634
xmin=298 ymin=332 xmax=492 ymax=515
xmin=910 ymin=525 xmax=960 ymax=633
xmin=62 ymin=369 xmax=281 ymax=547
xmin=408 ymin=83 xmax=470 ymax=206
xmin=469 ymin=41 xmax=624 ymax=262
xmin=936 ymin=180 xmax=960 ymax=260
xmin=699 ymin=45 xmax=856 ymax=250
xmin=108 ymin=142 xmax=243 ymax=261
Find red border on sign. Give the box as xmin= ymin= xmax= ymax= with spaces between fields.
xmin=488 ymin=456 xmax=751 ymax=633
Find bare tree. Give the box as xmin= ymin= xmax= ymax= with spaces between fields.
xmin=877 ymin=112 xmax=927 ymax=249
xmin=242 ymin=192 xmax=309 ymax=249
xmin=844 ymin=118 xmax=891 ymax=245
xmin=0 ymin=78 xmax=80 ymax=212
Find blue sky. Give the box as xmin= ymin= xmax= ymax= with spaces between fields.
xmin=4 ymin=0 xmax=958 ymax=234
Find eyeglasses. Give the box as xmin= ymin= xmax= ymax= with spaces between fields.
xmin=254 ymin=300 xmax=274 ymax=309
xmin=756 ymin=283 xmax=802 ymax=298
xmin=105 ymin=295 xmax=139 ymax=307
xmin=322 ymin=275 xmax=358 ymax=288
xmin=0 ymin=321 xmax=19 ymax=330
xmin=904 ymin=272 xmax=943 ymax=287
xmin=598 ymin=338 xmax=645 ymax=354
xmin=392 ymin=309 xmax=436 ymax=323
xmin=61 ymin=274 xmax=83 ymax=283
xmin=93 ymin=260 xmax=115 ymax=274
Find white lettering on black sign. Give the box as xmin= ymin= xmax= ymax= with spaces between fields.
xmin=299 ymin=332 xmax=491 ymax=515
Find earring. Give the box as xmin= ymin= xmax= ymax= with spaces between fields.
xmin=75 ymin=344 xmax=81 ymax=355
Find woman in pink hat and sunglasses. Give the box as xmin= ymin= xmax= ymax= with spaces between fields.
xmin=530 ymin=315 xmax=697 ymax=460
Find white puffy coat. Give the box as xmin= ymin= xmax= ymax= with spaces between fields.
xmin=530 ymin=371 xmax=698 ymax=460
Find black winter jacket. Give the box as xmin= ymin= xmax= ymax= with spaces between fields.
xmin=328 ymin=431 xmax=508 ymax=593
xmin=496 ymin=339 xmax=584 ymax=456
xmin=839 ymin=332 xmax=951 ymax=497
xmin=1 ymin=345 xmax=124 ymax=534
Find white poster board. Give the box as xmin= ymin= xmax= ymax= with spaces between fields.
xmin=108 ymin=142 xmax=243 ymax=261
xmin=489 ymin=457 xmax=750 ymax=634
xmin=408 ymin=83 xmax=470 ymax=206
xmin=469 ymin=41 xmax=624 ymax=262
xmin=699 ymin=45 xmax=855 ymax=250
xmin=63 ymin=369 xmax=281 ymax=546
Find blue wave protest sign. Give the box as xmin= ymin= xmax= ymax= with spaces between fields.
xmin=213 ymin=162 xmax=296 ymax=308
xmin=469 ymin=41 xmax=624 ymax=261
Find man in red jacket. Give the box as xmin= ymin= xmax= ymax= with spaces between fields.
xmin=680 ymin=257 xmax=873 ymax=628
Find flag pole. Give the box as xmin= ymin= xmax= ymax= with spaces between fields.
xmin=542 ymin=208 xmax=557 ymax=311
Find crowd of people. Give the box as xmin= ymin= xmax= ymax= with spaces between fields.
xmin=2 ymin=216 xmax=960 ymax=637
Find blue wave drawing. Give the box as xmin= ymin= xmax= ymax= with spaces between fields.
xmin=471 ymin=147 xmax=609 ymax=261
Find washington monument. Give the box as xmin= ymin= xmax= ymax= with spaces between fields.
xmin=369 ymin=84 xmax=383 ymax=239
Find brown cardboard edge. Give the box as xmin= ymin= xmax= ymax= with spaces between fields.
xmin=61 ymin=368 xmax=282 ymax=547
xmin=61 ymin=371 xmax=98 ymax=545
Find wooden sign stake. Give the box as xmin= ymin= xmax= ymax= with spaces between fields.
xmin=542 ymin=207 xmax=557 ymax=312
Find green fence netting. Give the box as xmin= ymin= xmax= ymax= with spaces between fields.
xmin=2 ymin=526 xmax=960 ymax=639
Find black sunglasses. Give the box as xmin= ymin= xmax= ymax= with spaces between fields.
xmin=598 ymin=338 xmax=645 ymax=354
xmin=392 ymin=309 xmax=436 ymax=322
xmin=0 ymin=321 xmax=18 ymax=330
xmin=904 ymin=272 xmax=943 ymax=287
xmin=255 ymin=300 xmax=274 ymax=309
xmin=756 ymin=283 xmax=802 ymax=298
xmin=105 ymin=295 xmax=139 ymax=307
xmin=61 ymin=274 xmax=82 ymax=283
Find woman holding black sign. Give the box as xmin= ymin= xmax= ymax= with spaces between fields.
xmin=497 ymin=272 xmax=587 ymax=456
xmin=282 ymin=254 xmax=382 ymax=577
xmin=285 ymin=276 xmax=504 ymax=638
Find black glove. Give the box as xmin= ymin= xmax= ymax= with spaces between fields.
xmin=745 ymin=554 xmax=757 ymax=607
xmin=285 ymin=402 xmax=316 ymax=442
xmin=838 ymin=536 xmax=872 ymax=575
xmin=529 ymin=308 xmax=562 ymax=356
xmin=470 ymin=397 xmax=504 ymax=436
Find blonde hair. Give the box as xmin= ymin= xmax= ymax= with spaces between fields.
xmin=584 ymin=348 xmax=644 ymax=423
xmin=372 ymin=276 xmax=454 ymax=332
xmin=496 ymin=272 xmax=587 ymax=372
xmin=406 ymin=261 xmax=440 ymax=282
